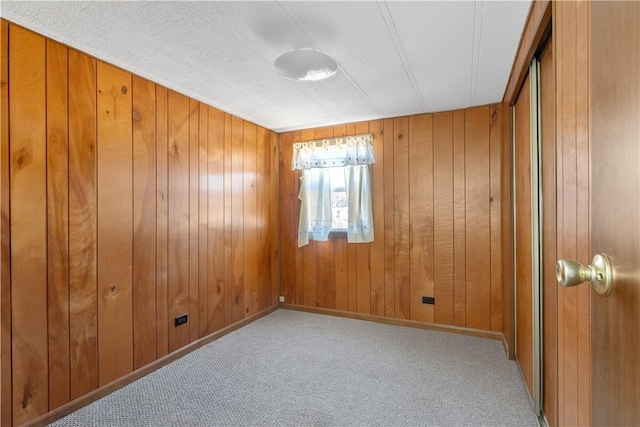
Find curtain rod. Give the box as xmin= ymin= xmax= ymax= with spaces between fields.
xmin=294 ymin=133 xmax=373 ymax=146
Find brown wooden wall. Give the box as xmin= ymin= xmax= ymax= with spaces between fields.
xmin=279 ymin=107 xmax=502 ymax=331
xmin=555 ymin=1 xmax=591 ymax=425
xmin=0 ymin=22 xmax=279 ymax=426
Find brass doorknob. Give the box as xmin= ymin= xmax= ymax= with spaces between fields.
xmin=556 ymin=253 xmax=613 ymax=296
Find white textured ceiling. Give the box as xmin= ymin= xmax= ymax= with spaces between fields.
xmin=1 ymin=1 xmax=531 ymax=132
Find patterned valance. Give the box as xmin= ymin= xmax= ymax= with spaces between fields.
xmin=291 ymin=134 xmax=375 ymax=171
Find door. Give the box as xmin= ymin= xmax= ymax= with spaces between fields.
xmin=590 ymin=2 xmax=640 ymax=425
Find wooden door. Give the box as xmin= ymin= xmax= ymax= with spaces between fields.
xmin=514 ymin=73 xmax=534 ymax=402
xmin=590 ymin=2 xmax=640 ymax=425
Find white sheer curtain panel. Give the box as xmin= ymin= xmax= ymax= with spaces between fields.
xmin=297 ymin=168 xmax=331 ymax=247
xmin=292 ymin=134 xmax=375 ymax=247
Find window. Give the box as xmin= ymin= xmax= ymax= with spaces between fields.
xmin=329 ymin=167 xmax=347 ymax=232
xmin=292 ymin=134 xmax=375 ymax=247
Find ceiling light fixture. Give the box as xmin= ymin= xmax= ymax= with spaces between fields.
xmin=274 ymin=50 xmax=337 ymax=82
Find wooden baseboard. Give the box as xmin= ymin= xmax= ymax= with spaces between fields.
xmin=23 ymin=304 xmax=279 ymax=427
xmin=279 ymin=304 xmax=504 ymax=341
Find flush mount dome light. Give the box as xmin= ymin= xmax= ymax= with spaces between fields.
xmin=274 ymin=50 xmax=337 ymax=82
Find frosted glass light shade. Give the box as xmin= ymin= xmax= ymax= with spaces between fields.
xmin=274 ymin=50 xmax=337 ymax=82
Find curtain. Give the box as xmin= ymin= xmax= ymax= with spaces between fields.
xmin=292 ymin=134 xmax=375 ymax=247
xmin=297 ymin=168 xmax=331 ymax=247
xmin=345 ymin=165 xmax=374 ymax=243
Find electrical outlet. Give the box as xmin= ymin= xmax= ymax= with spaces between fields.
xmin=175 ymin=314 xmax=188 ymax=327
xmin=422 ymin=296 xmax=435 ymax=305
xmin=279 ymin=296 xmax=285 ymax=303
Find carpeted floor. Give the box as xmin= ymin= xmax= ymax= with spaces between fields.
xmin=51 ymin=309 xmax=539 ymax=426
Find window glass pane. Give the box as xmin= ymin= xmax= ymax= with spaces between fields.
xmin=329 ymin=167 xmax=347 ymax=231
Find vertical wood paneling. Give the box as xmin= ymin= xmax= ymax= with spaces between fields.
xmin=207 ymin=107 xmax=225 ymax=333
xmin=433 ymin=112 xmax=454 ymax=325
xmin=198 ymin=104 xmax=209 ymax=337
xmin=295 ymin=130 xmax=304 ymax=307
xmin=300 ymin=129 xmax=317 ymax=308
xmin=540 ymin=39 xmax=557 ymax=427
xmin=132 ymin=75 xmax=157 ymax=369
xmin=155 ymin=86 xmax=169 ymax=358
xmin=344 ymin=124 xmax=357 ymax=313
xmin=393 ymin=117 xmax=410 ymax=319
xmin=68 ymin=49 xmax=98 ymax=400
xmin=369 ymin=120 xmax=385 ymax=316
xmin=223 ymin=113 xmax=234 ymax=325
xmin=409 ymin=114 xmax=434 ymax=323
xmin=556 ymin=1 xmax=591 ymax=424
xmin=278 ymin=108 xmax=501 ymax=331
xmin=269 ymin=132 xmax=279 ymax=307
xmin=9 ymin=26 xmax=48 ymax=425
xmin=383 ymin=118 xmax=395 ymax=318
xmin=46 ymin=39 xmax=70 ymax=410
xmin=515 ymin=75 xmax=534 ymax=397
xmin=278 ymin=132 xmax=296 ymax=304
xmin=355 ymin=122 xmax=371 ymax=314
xmin=465 ymin=106 xmax=491 ymax=330
xmin=489 ymin=105 xmax=503 ymax=332
xmin=453 ymin=110 xmax=466 ymax=327
xmin=243 ymin=122 xmax=258 ymax=316
xmin=314 ymin=126 xmax=335 ymax=310
xmin=96 ymin=62 xmax=133 ymax=386
xmin=574 ymin=3 xmax=591 ymax=425
xmin=167 ymin=91 xmax=190 ymax=352
xmin=230 ymin=116 xmax=245 ymax=322
xmin=3 ymin=23 xmax=278 ymax=423
xmin=188 ymin=100 xmax=199 ymax=342
xmin=256 ymin=126 xmax=270 ymax=311
xmin=0 ymin=20 xmax=11 ymax=427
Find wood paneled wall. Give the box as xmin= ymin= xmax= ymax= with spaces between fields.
xmin=555 ymin=1 xmax=591 ymax=425
xmin=0 ymin=22 xmax=279 ymax=426
xmin=279 ymin=106 xmax=502 ymax=331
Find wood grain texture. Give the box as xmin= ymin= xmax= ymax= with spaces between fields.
xmin=500 ymin=102 xmax=514 ymax=359
xmin=393 ymin=117 xmax=410 ymax=320
xmin=9 ymin=25 xmax=49 ymax=425
xmin=590 ymin=3 xmax=640 ymax=425
xmin=489 ymin=105 xmax=503 ymax=332
xmin=539 ymin=39 xmax=557 ymax=427
xmin=132 ymin=75 xmax=157 ymax=369
xmin=68 ymin=49 xmax=98 ymax=400
xmin=433 ymin=112 xmax=454 ymax=325
xmin=243 ymin=122 xmax=258 ymax=316
xmin=155 ymin=86 xmax=169 ymax=358
xmin=464 ymin=106 xmax=491 ymax=331
xmin=198 ymin=104 xmax=209 ymax=337
xmin=230 ymin=116 xmax=245 ymax=322
xmin=255 ymin=126 xmax=268 ymax=312
xmin=96 ymin=61 xmax=134 ymax=386
xmin=269 ymin=131 xmax=279 ymax=307
xmin=188 ymin=100 xmax=200 ymax=343
xmin=167 ymin=90 xmax=190 ymax=352
xmin=0 ymin=20 xmax=11 ymax=427
xmin=369 ymin=120 xmax=385 ymax=316
xmin=3 ymin=23 xmax=278 ymax=423
xmin=223 ymin=113 xmax=234 ymax=324
xmin=409 ymin=114 xmax=434 ymax=323
xmin=207 ymin=107 xmax=226 ymax=333
xmin=453 ymin=110 xmax=467 ymax=327
xmin=382 ymin=119 xmax=395 ymax=318
xmin=278 ymin=108 xmax=502 ymax=332
xmin=278 ymin=132 xmax=296 ymax=304
xmin=46 ymin=39 xmax=71 ymax=411
xmin=355 ymin=122 xmax=371 ymax=315
xmin=514 ymin=74 xmax=533 ymax=398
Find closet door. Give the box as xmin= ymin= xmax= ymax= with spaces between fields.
xmin=514 ymin=71 xmax=535 ymax=407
